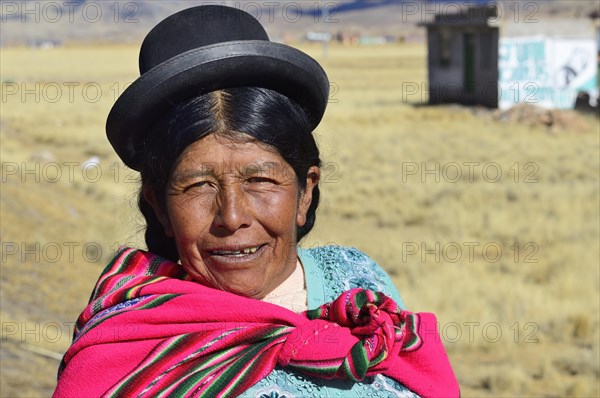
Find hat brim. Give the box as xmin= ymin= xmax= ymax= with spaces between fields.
xmin=106 ymin=41 xmax=329 ymax=171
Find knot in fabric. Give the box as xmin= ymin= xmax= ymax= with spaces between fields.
xmin=277 ymin=288 xmax=422 ymax=381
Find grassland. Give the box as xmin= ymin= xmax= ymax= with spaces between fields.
xmin=1 ymin=43 xmax=599 ymax=397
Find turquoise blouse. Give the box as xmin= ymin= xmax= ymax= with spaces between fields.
xmin=240 ymin=245 xmax=419 ymax=398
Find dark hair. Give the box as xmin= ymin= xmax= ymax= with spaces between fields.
xmin=139 ymin=87 xmax=322 ymax=262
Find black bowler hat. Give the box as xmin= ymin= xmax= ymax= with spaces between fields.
xmin=106 ymin=5 xmax=329 ymax=171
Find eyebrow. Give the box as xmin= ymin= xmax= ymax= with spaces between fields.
xmin=172 ymin=161 xmax=284 ymax=183
xmin=241 ymin=161 xmax=282 ymax=175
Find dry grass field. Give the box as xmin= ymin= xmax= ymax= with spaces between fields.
xmin=1 ymin=43 xmax=599 ymax=397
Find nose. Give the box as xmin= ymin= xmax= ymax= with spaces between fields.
xmin=212 ymin=185 xmax=252 ymax=233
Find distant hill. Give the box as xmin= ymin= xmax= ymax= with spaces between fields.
xmin=1 ymin=0 xmax=598 ymax=46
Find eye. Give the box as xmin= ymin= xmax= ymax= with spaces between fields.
xmin=183 ymin=181 xmax=211 ymax=193
xmin=247 ymin=176 xmax=276 ymax=184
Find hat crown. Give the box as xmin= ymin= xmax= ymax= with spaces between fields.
xmin=108 ymin=4 xmax=329 ymax=170
xmin=139 ymin=6 xmax=269 ymax=74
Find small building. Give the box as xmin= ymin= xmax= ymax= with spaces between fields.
xmin=421 ymin=5 xmax=598 ymax=109
xmin=422 ymin=6 xmax=499 ymax=107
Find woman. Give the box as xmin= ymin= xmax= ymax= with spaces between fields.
xmin=54 ymin=6 xmax=459 ymax=398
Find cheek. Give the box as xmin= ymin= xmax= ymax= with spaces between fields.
xmin=166 ymin=196 xmax=213 ymax=240
xmin=249 ymin=191 xmax=299 ymax=230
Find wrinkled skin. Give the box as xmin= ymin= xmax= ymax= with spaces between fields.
xmin=145 ymin=134 xmax=320 ymax=299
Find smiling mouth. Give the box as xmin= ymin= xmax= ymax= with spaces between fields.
xmin=208 ymin=245 xmax=264 ymax=257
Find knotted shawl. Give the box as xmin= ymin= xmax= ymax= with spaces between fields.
xmin=54 ymin=247 xmax=459 ymax=397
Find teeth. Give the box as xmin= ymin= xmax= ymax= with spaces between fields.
xmin=213 ymin=246 xmax=259 ymax=256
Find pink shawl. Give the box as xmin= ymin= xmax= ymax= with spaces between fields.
xmin=54 ymin=247 xmax=459 ymax=397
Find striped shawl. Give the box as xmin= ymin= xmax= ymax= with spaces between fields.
xmin=54 ymin=247 xmax=459 ymax=397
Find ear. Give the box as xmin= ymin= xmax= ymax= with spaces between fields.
xmin=143 ymin=186 xmax=174 ymax=237
xmin=297 ymin=166 xmax=320 ymax=227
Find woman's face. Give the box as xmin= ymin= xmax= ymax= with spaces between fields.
xmin=148 ymin=134 xmax=319 ymax=299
